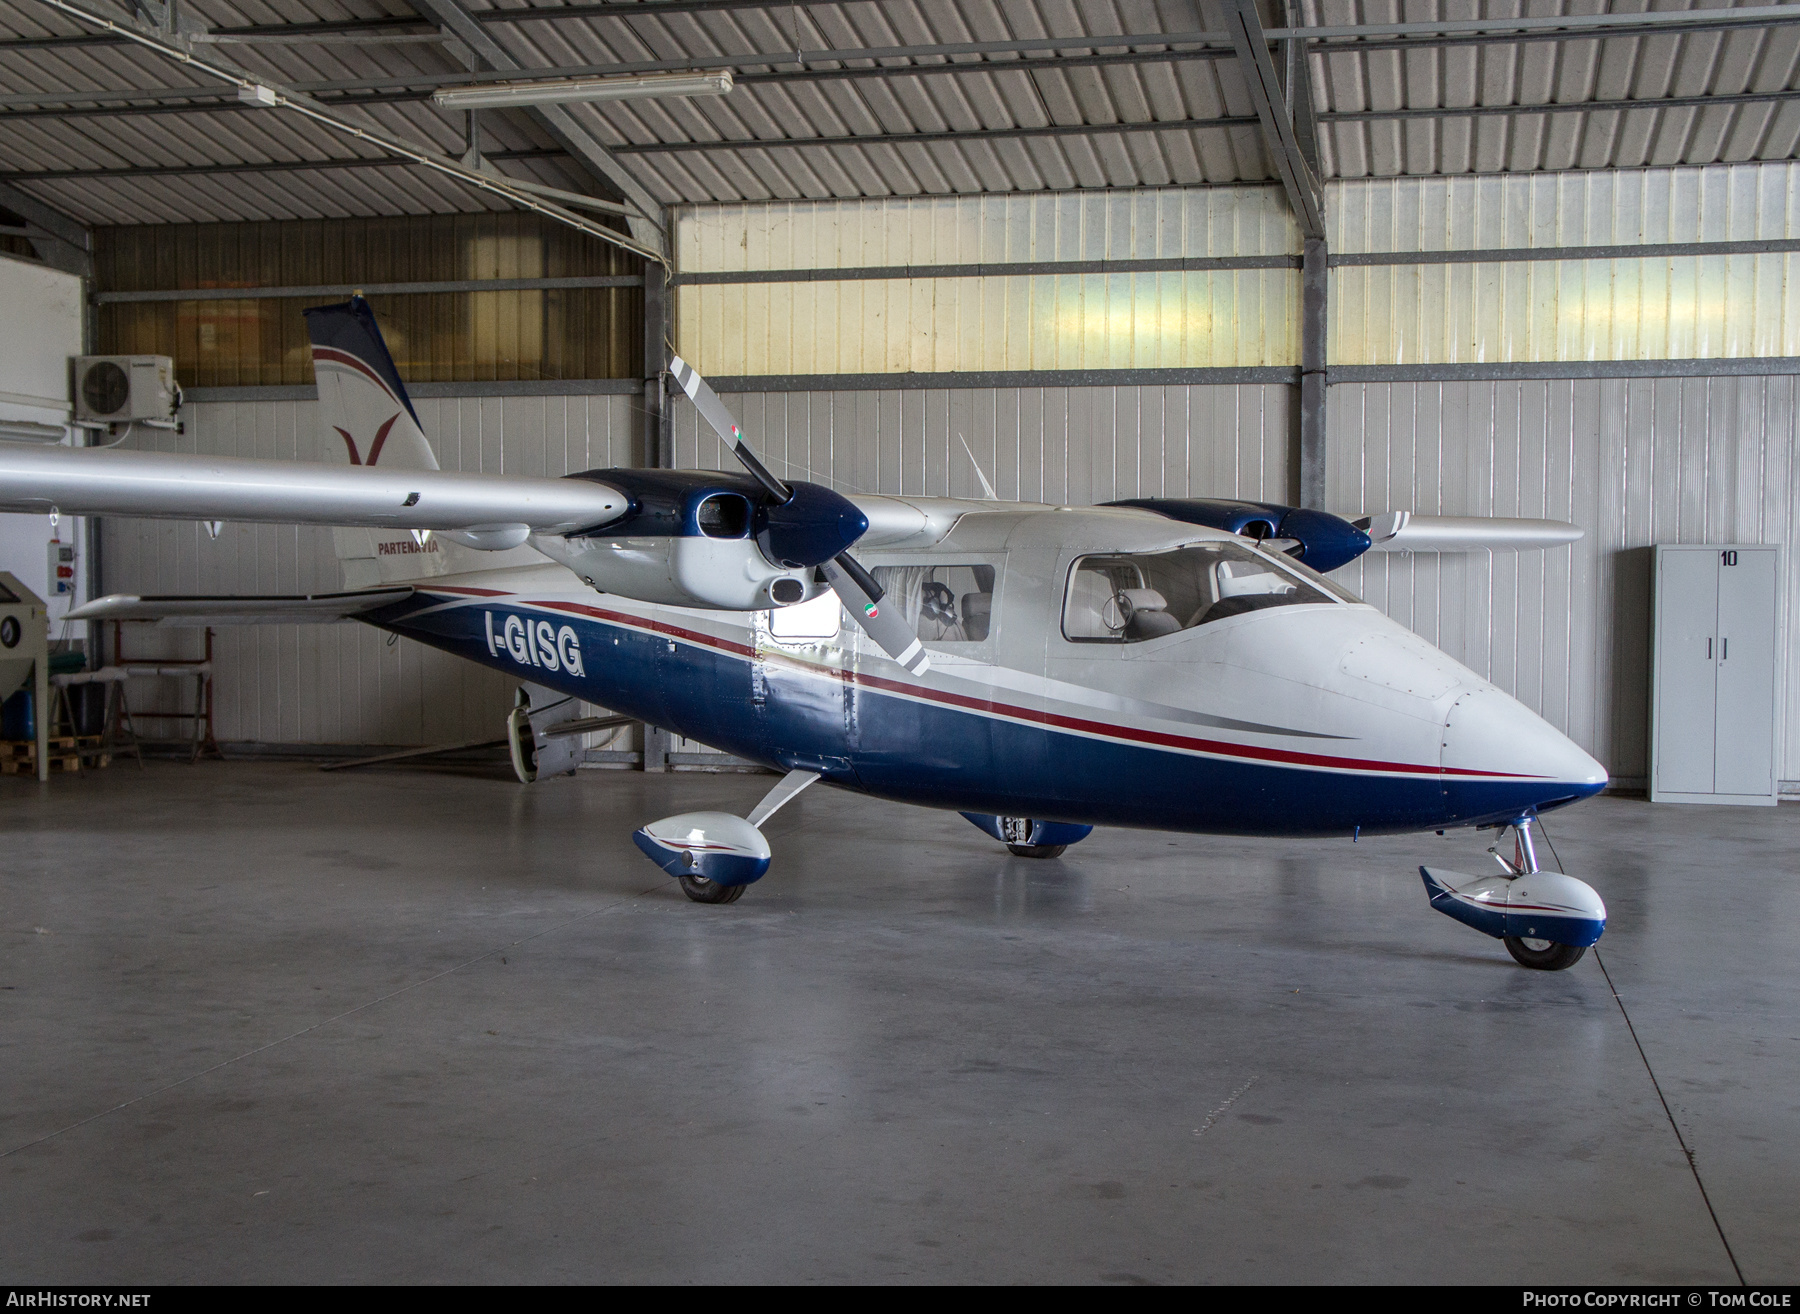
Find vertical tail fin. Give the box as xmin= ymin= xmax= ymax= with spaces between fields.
xmin=304 ymin=295 xmax=447 ymax=584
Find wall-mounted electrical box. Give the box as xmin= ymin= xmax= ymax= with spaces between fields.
xmin=46 ymin=538 xmax=76 ymax=596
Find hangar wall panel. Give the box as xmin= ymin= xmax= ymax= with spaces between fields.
xmin=670 ymin=385 xmax=1293 ymax=507
xmin=1331 ymin=164 xmax=1800 ymax=365
xmin=101 ymin=393 xmax=639 ymax=746
xmin=674 ymin=188 xmax=1301 ymax=376
xmin=1329 ymin=377 xmax=1800 ymax=787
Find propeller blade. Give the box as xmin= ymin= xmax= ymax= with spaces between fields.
xmin=820 ymin=554 xmax=931 ymax=676
xmin=668 ymin=355 xmax=790 ymax=502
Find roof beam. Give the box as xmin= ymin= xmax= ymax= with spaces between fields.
xmin=13 ymin=89 xmax=1800 ymax=178
xmin=21 ymin=0 xmax=661 ymax=261
xmin=24 ymin=10 xmax=1800 ymax=107
xmin=1223 ymin=0 xmax=1323 ymax=239
xmin=0 ymin=179 xmax=90 ymax=277
xmin=10 ymin=5 xmax=1800 ymax=56
xmin=0 ymin=50 xmax=1230 ymax=118
xmin=405 ymin=0 xmax=662 ymax=252
xmin=0 ymin=148 xmax=564 ymax=183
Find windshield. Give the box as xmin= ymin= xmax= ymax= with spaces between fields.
xmin=1063 ymin=541 xmax=1341 ymax=643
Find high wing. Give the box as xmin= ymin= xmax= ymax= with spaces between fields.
xmin=0 ymin=444 xmax=627 ymax=537
xmin=845 ymin=494 xmax=976 ymax=549
xmin=1357 ymin=512 xmax=1584 ymax=552
xmin=67 ymin=588 xmax=412 ymax=626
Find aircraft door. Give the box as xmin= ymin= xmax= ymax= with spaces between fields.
xmin=852 ymin=555 xmax=1036 ymax=810
xmin=752 ymin=595 xmax=860 ymax=782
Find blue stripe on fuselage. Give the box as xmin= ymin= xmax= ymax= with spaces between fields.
xmin=365 ymin=590 xmax=1600 ymax=837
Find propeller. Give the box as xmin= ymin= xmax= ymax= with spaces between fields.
xmin=668 ymin=356 xmax=931 ymax=676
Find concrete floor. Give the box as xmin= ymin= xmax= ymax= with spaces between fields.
xmin=2 ymin=761 xmax=1794 ymax=1285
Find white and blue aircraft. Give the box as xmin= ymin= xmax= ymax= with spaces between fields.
xmin=0 ymin=297 xmax=1608 ymax=969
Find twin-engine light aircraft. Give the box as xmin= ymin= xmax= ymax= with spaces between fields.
xmin=0 ymin=297 xmax=1608 ymax=970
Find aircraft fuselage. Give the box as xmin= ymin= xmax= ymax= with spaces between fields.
xmin=366 ymin=507 xmax=1606 ymax=838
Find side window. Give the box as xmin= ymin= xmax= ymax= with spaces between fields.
xmin=1063 ymin=543 xmax=1335 ymax=643
xmin=769 ymin=590 xmax=842 ymax=642
xmin=869 ymin=564 xmax=997 ymax=642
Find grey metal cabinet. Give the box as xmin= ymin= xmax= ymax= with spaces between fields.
xmin=1650 ymin=545 xmax=1781 ymax=805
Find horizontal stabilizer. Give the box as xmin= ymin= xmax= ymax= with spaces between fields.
xmin=67 ymin=588 xmax=412 ymax=626
xmin=0 ymin=445 xmax=627 ymax=536
xmin=1359 ymin=513 xmax=1583 ymax=552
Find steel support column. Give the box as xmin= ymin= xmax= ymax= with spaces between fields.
xmin=640 ymin=258 xmax=673 ymax=772
xmin=1298 ymin=237 xmax=1327 ymax=510
xmin=1223 ymin=0 xmax=1323 ymax=239
xmin=1225 ymin=0 xmax=1327 ymax=503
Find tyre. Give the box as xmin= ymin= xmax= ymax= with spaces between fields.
xmin=678 ymin=874 xmax=747 ymax=904
xmin=1503 ymin=935 xmax=1587 ymax=971
xmin=1006 ymin=843 xmax=1067 ymax=859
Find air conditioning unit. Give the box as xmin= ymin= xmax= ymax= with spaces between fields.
xmin=74 ymin=355 xmax=181 ymax=423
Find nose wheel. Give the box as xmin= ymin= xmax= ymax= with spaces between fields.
xmin=678 ymin=874 xmax=747 ymax=904
xmin=1421 ymin=814 xmax=1607 ymax=970
xmin=1504 ymin=935 xmax=1587 ymax=971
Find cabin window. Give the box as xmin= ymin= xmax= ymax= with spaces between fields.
xmin=870 ymin=564 xmax=996 ymax=642
xmin=1062 ymin=542 xmax=1337 ymax=643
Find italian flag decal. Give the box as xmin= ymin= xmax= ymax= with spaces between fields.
xmin=864 ymin=602 xmax=879 ymax=619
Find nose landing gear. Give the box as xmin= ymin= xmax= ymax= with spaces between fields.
xmin=1420 ymin=814 xmax=1607 ymax=971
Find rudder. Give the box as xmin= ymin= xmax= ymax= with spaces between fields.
xmin=304 ymin=295 xmax=448 ymax=585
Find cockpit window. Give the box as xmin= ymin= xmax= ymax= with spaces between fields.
xmin=871 ymin=564 xmax=996 ymax=642
xmin=1279 ymin=552 xmax=1364 ymax=604
xmin=1063 ymin=542 xmax=1338 ymax=643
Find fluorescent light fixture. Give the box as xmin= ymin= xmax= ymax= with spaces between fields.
xmin=433 ymin=69 xmax=732 ymax=110
xmin=0 ymin=421 xmax=70 ymax=444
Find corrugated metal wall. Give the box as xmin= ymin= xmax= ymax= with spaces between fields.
xmin=1329 ymin=376 xmax=1799 ymax=787
xmin=97 ymin=214 xmax=643 ymax=386
xmin=670 ymin=385 xmax=1293 ymax=506
xmin=102 ymin=394 xmax=640 ymax=746
xmin=1331 ymin=164 xmax=1800 ymax=364
xmin=675 ymin=188 xmax=1300 ymax=375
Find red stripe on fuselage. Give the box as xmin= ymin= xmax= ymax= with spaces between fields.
xmin=432 ymin=591 xmax=1540 ymax=782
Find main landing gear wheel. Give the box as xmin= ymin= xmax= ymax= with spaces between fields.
xmin=1000 ymin=816 xmax=1066 ymax=859
xmin=678 ymin=874 xmax=747 ymax=905
xmin=1503 ymin=935 xmax=1587 ymax=971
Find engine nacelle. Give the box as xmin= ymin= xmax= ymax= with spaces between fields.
xmin=1420 ymin=866 xmax=1607 ymax=948
xmin=1105 ymin=498 xmax=1372 ymax=573
xmin=547 ymin=468 xmax=857 ymax=609
xmin=538 ymin=534 xmax=824 ymax=610
xmin=633 ymin=812 xmax=772 ymax=886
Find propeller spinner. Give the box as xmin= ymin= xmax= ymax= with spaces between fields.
xmin=667 ymin=357 xmax=931 ymax=676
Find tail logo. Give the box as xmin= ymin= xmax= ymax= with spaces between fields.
xmin=335 ymin=412 xmax=401 ymax=466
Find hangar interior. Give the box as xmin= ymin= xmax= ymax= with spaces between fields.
xmin=2 ymin=0 xmax=1797 ymax=1285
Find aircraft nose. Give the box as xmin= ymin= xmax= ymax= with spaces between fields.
xmin=1442 ymin=686 xmax=1607 ymax=792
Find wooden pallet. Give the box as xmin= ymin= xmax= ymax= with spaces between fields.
xmin=2 ymin=755 xmax=77 ymax=775
xmin=0 ymin=736 xmax=108 ymax=773
xmin=0 ymin=737 xmax=78 ymax=760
